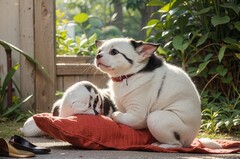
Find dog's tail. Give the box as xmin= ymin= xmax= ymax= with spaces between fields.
xmin=199 ymin=138 xmax=222 ymax=149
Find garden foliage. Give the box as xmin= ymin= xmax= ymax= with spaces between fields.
xmin=0 ymin=40 xmax=41 ymax=121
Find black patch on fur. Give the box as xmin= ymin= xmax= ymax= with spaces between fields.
xmin=157 ymin=73 xmax=166 ymax=97
xmin=88 ymin=95 xmax=93 ymax=108
xmin=174 ymin=131 xmax=181 ymax=141
xmin=130 ymin=40 xmax=144 ymax=49
xmin=85 ymin=83 xmax=98 ymax=94
xmin=101 ymin=90 xmax=117 ymax=116
xmin=139 ymin=54 xmax=163 ymax=73
xmin=52 ymin=105 xmax=59 ymax=116
xmin=92 ymin=95 xmax=99 ymax=115
xmin=84 ymin=83 xmax=117 ymax=116
xmin=119 ymin=52 xmax=133 ymax=64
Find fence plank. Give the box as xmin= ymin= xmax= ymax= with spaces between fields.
xmin=56 ymin=64 xmax=103 ymax=75
xmin=19 ymin=0 xmax=35 ymax=111
xmin=34 ymin=0 xmax=56 ymax=112
xmin=56 ymin=55 xmax=94 ymax=64
xmin=56 ymin=76 xmax=63 ymax=92
xmin=63 ymin=76 xmax=76 ymax=91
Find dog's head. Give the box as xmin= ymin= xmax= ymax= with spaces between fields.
xmin=94 ymin=38 xmax=160 ymax=77
xmin=59 ymin=81 xmax=102 ymax=117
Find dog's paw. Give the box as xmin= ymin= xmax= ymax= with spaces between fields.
xmin=111 ymin=111 xmax=122 ymax=123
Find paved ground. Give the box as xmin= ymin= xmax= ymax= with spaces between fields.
xmin=2 ymin=137 xmax=240 ymax=159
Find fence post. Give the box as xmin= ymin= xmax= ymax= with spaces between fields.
xmin=19 ymin=0 xmax=35 ymax=111
xmin=34 ymin=0 xmax=56 ymax=112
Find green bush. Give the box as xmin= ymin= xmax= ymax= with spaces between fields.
xmin=56 ymin=10 xmax=123 ymax=56
xmin=56 ymin=10 xmax=97 ymax=56
xmin=145 ymin=0 xmax=240 ymax=134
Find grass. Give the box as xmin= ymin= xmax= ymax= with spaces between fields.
xmin=198 ymin=132 xmax=240 ymax=140
xmin=0 ymin=120 xmax=24 ymax=138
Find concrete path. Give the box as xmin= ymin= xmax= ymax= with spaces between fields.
xmin=2 ymin=137 xmax=240 ymax=159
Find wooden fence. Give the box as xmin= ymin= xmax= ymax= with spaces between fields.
xmin=56 ymin=56 xmax=109 ymax=92
xmin=0 ymin=0 xmax=109 ymax=113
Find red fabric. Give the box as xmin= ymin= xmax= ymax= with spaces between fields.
xmin=33 ymin=113 xmax=240 ymax=154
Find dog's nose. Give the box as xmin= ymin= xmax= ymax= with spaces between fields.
xmin=96 ymin=54 xmax=102 ymax=59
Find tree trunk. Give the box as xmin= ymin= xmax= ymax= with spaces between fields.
xmin=139 ymin=6 xmax=159 ymax=39
xmin=113 ymin=2 xmax=123 ymax=31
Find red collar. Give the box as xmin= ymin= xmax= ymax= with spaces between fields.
xmin=111 ymin=74 xmax=135 ymax=82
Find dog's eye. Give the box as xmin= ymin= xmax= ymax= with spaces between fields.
xmin=97 ymin=49 xmax=101 ymax=54
xmin=109 ymin=49 xmax=119 ymax=55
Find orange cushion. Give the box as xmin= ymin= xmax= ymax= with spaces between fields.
xmin=33 ymin=113 xmax=156 ymax=149
xmin=33 ymin=113 xmax=240 ymax=153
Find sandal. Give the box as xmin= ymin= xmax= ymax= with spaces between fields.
xmin=9 ymin=135 xmax=51 ymax=154
xmin=0 ymin=138 xmax=35 ymax=158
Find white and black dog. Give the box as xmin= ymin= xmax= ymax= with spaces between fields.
xmin=59 ymin=81 xmax=116 ymax=117
xmin=21 ymin=81 xmax=116 ymax=137
xmin=94 ymin=38 xmax=202 ymax=148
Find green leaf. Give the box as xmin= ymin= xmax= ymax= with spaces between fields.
xmin=158 ymin=0 xmax=176 ymax=13
xmin=0 ymin=39 xmax=48 ymax=77
xmin=235 ymin=53 xmax=240 ymax=59
xmin=216 ymin=65 xmax=228 ymax=76
xmin=196 ymin=7 xmax=212 ymax=15
xmin=204 ymin=53 xmax=213 ymax=61
xmin=218 ymin=45 xmax=227 ymax=62
xmin=1 ymin=64 xmax=20 ymax=98
xmin=2 ymin=95 xmax=33 ymax=117
xmin=216 ymin=121 xmax=224 ymax=129
xmin=197 ymin=60 xmax=210 ymax=74
xmin=220 ymin=3 xmax=240 ymax=15
xmin=143 ymin=19 xmax=160 ymax=30
xmin=233 ymin=118 xmax=240 ymax=126
xmin=73 ymin=13 xmax=88 ymax=24
xmin=85 ymin=24 xmax=92 ymax=30
xmin=187 ymin=67 xmax=198 ymax=77
xmin=220 ymin=76 xmax=232 ymax=83
xmin=182 ymin=41 xmax=190 ymax=51
xmin=142 ymin=19 xmax=160 ymax=36
xmin=88 ymin=33 xmax=97 ymax=44
xmin=0 ymin=63 xmax=20 ymax=112
xmin=211 ymin=15 xmax=230 ymax=27
xmin=172 ymin=35 xmax=184 ymax=51
xmin=234 ymin=21 xmax=240 ymax=31
xmin=224 ymin=37 xmax=237 ymax=44
xmin=197 ymin=32 xmax=209 ymax=47
xmin=147 ymin=0 xmax=165 ymax=6
xmin=224 ymin=118 xmax=233 ymax=131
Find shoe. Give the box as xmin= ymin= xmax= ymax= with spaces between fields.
xmin=9 ymin=135 xmax=51 ymax=154
xmin=0 ymin=138 xmax=35 ymax=158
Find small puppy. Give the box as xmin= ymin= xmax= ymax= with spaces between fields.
xmin=58 ymin=81 xmax=116 ymax=117
xmin=21 ymin=81 xmax=116 ymax=137
xmin=94 ymin=38 xmax=201 ymax=148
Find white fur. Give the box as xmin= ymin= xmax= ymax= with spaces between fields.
xmin=59 ymin=81 xmax=101 ymax=117
xmin=20 ymin=116 xmax=45 ymax=137
xmin=199 ymin=138 xmax=222 ymax=149
xmin=95 ymin=38 xmax=201 ymax=148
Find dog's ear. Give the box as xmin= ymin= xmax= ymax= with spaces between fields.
xmin=95 ymin=40 xmax=105 ymax=48
xmin=130 ymin=40 xmax=159 ymax=58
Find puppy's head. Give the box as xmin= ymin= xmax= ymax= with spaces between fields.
xmin=59 ymin=81 xmax=102 ymax=117
xmin=94 ymin=38 xmax=159 ymax=77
